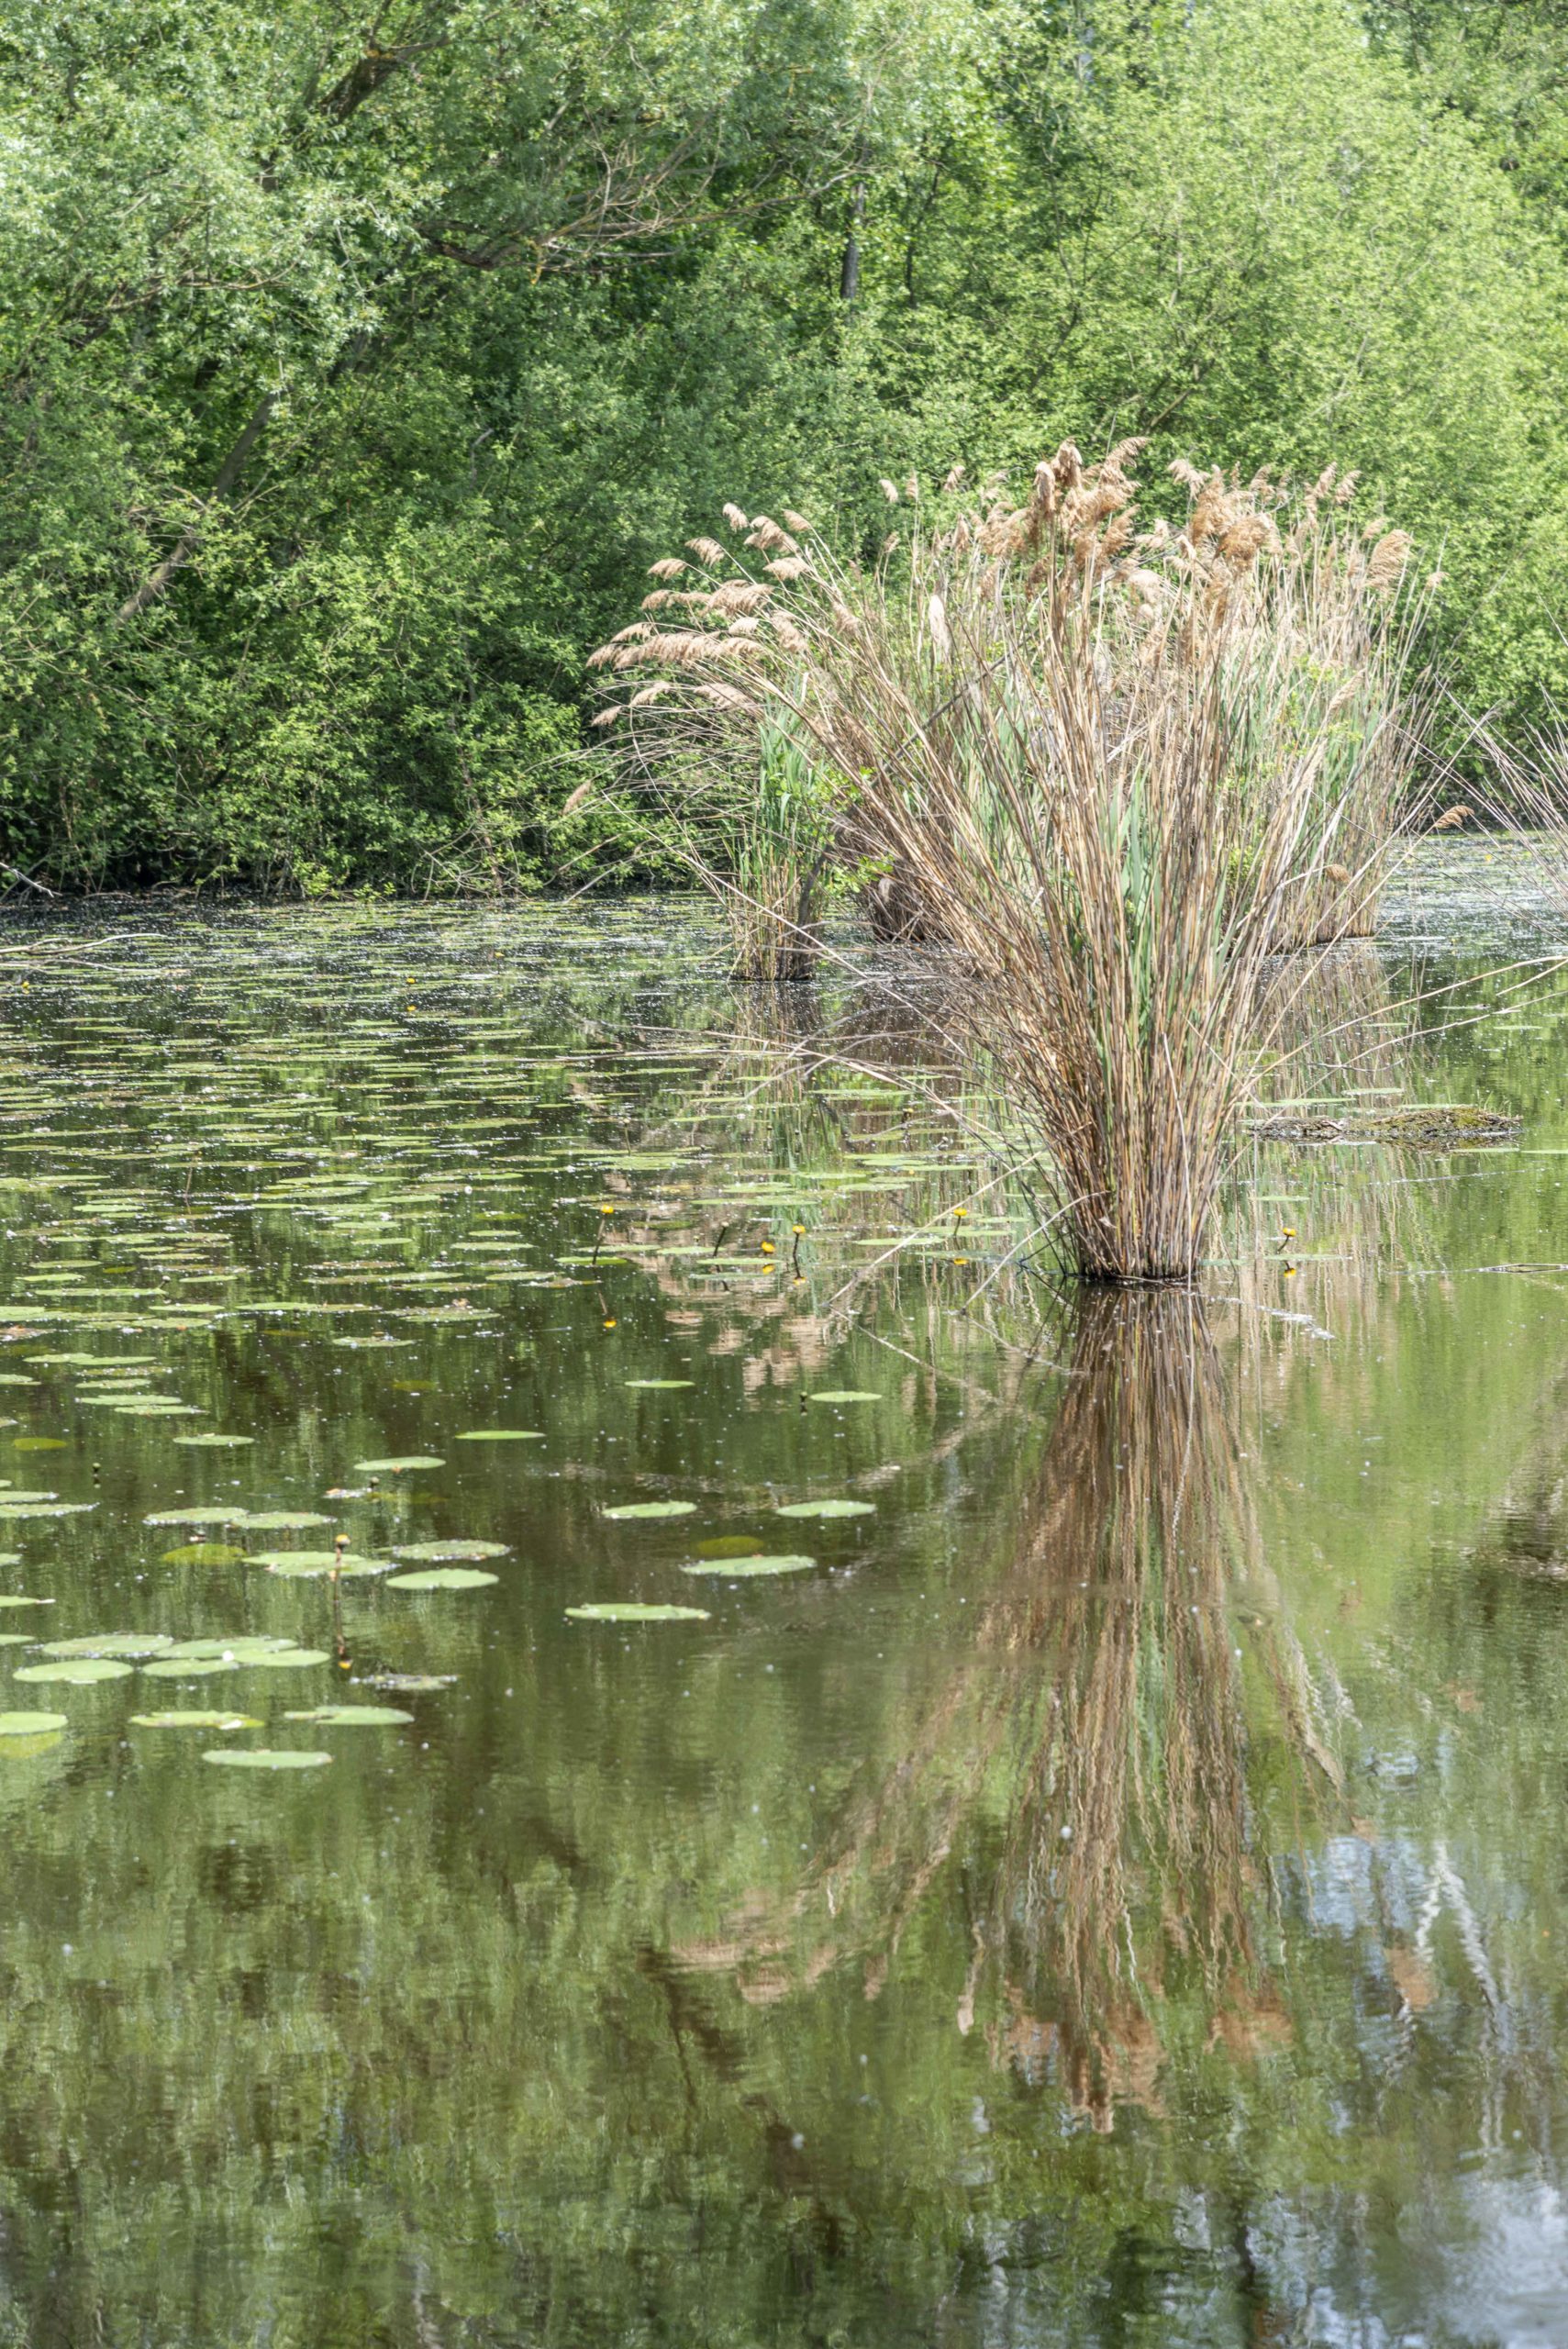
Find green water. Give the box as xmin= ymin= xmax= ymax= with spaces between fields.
xmin=0 ymin=860 xmax=1565 ymax=2345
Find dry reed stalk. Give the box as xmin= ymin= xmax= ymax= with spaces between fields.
xmin=592 ymin=447 xmax=1424 ymax=1277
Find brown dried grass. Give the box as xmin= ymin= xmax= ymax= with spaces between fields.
xmin=592 ymin=446 xmax=1425 ymax=1277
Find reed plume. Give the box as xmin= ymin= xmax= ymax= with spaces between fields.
xmin=591 ymin=451 xmax=1424 ymax=1276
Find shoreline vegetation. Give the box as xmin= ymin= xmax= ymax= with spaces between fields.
xmin=6 ymin=0 xmax=1568 ymax=896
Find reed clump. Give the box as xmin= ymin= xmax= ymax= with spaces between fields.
xmin=592 ymin=447 xmax=1421 ymax=1278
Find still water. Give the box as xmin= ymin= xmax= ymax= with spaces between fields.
xmin=0 ymin=854 xmax=1565 ymax=2345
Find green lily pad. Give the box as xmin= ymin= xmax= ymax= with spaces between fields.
xmin=140 ymin=1656 xmax=239 ymax=1679
xmin=0 ymin=1502 xmax=95 ymax=1519
xmin=0 ymin=1595 xmax=51 ymax=1609
xmin=0 ymin=1376 xmax=38 ymax=1388
xmin=386 ymin=1567 xmax=498 ymax=1591
xmin=16 ymin=1658 xmax=134 ymax=1684
xmin=352 ymin=1455 xmax=445 ymax=1474
xmin=130 ymin=1711 xmax=262 ymax=1729
xmin=565 ymin=1603 xmax=711 ymax=1622
xmin=103 ymin=1398 xmax=204 ymax=1417
xmin=601 ymin=1501 xmax=697 ymax=1522
xmin=237 ymin=1510 xmax=333 ymax=1532
xmin=161 ymin=1542 xmax=246 ymax=1566
xmin=172 ymin=1432 xmax=255 ymax=1447
xmin=390 ymin=1539 xmax=509 ymax=1562
xmin=364 ymin=1672 xmax=455 ymax=1692
xmin=39 ymin=1633 xmax=172 ymax=1659
xmin=453 ymin=1429 xmax=545 ymax=1442
xmin=28 ymin=1353 xmax=157 ymax=1366
xmin=773 ymin=1498 xmax=875 ymax=1519
xmin=693 ymin=1534 xmax=773 ymax=1560
xmin=233 ymin=1647 xmax=329 ymax=1670
xmin=0 ymin=1711 xmax=67 ymax=1735
xmin=681 ymin=1554 xmax=817 ymax=1576
xmin=624 ymin=1379 xmax=695 ymax=1390
xmin=283 ymin=1704 xmax=414 ymax=1725
xmin=809 ymin=1390 xmax=882 ymax=1404
xmin=13 ymin=1437 xmax=67 ymax=1453
xmin=203 ymin=1748 xmax=333 ymax=1770
xmin=251 ymin=1550 xmax=391 ymax=1577
xmin=146 ymin=1506 xmax=244 ymax=1527
xmin=161 ymin=1637 xmax=293 ymax=1661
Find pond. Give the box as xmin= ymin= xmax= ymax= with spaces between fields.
xmin=0 ymin=847 xmax=1566 ymax=2346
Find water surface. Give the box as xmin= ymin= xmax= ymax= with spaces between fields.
xmin=0 ymin=856 xmax=1564 ymax=2345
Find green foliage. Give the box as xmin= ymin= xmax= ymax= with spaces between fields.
xmin=1 ymin=0 xmax=1567 ymax=887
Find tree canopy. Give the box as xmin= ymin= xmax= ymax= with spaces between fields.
xmin=2 ymin=0 xmax=1565 ymax=888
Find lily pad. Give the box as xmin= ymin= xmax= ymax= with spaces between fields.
xmin=453 ymin=1429 xmax=545 ymax=1442
xmin=13 ymin=1437 xmax=67 ymax=1453
xmin=386 ymin=1567 xmax=498 ymax=1591
xmin=251 ymin=1550 xmax=392 ymax=1577
xmin=16 ymin=1658 xmax=134 ymax=1684
xmin=203 ymin=1748 xmax=332 ymax=1770
xmin=172 ymin=1432 xmax=255 ymax=1448
xmin=694 ymin=1535 xmax=773 ymax=1560
xmin=39 ymin=1633 xmax=172 ymax=1659
xmin=146 ymin=1506 xmax=245 ymax=1527
xmin=601 ymin=1501 xmax=697 ymax=1522
xmin=390 ymin=1539 xmax=509 ymax=1562
xmin=809 ymin=1390 xmax=882 ymax=1405
xmin=140 ymin=1656 xmax=239 ymax=1679
xmin=364 ymin=1672 xmax=455 ymax=1692
xmin=233 ymin=1647 xmax=329 ymax=1670
xmin=0 ymin=1711 xmax=67 ymax=1735
xmin=130 ymin=1711 xmax=261 ymax=1730
xmin=0 ymin=1501 xmax=95 ymax=1519
xmin=103 ymin=1398 xmax=204 ymax=1417
xmin=0 ymin=1595 xmax=51 ymax=1609
xmin=283 ymin=1704 xmax=414 ymax=1726
xmin=161 ymin=1542 xmax=246 ymax=1566
xmin=565 ymin=1603 xmax=711 ymax=1622
xmin=161 ymin=1637 xmax=293 ymax=1662
xmin=237 ymin=1510 xmax=333 ymax=1532
xmin=624 ymin=1379 xmax=695 ymax=1391
xmin=352 ymin=1455 xmax=446 ymax=1474
xmin=773 ymin=1498 xmax=875 ymax=1519
xmin=681 ymin=1554 xmax=817 ymax=1577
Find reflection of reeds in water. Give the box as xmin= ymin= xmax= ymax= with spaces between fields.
xmin=1251 ymin=939 xmax=1414 ymax=1111
xmin=679 ymin=1291 xmax=1341 ymax=2125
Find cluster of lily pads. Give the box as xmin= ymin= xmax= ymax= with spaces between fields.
xmin=0 ymin=909 xmax=967 ymax=1765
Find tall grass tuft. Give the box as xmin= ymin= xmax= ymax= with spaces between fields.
xmin=592 ymin=448 xmax=1422 ymax=1277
